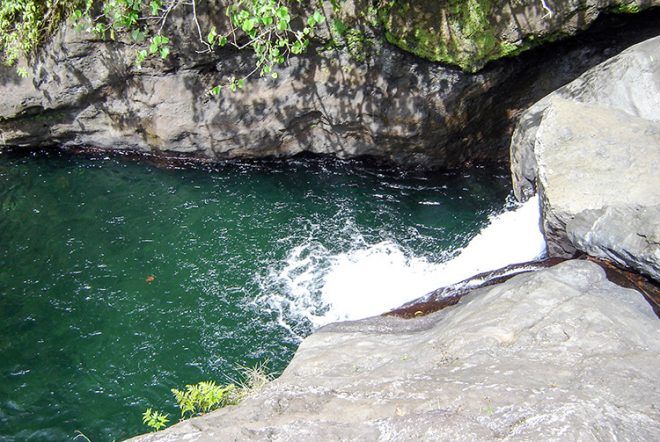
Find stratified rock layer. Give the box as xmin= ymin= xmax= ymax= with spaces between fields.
xmin=128 ymin=260 xmax=660 ymax=441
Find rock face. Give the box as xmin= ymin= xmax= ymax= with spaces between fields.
xmin=0 ymin=7 xmax=659 ymax=167
xmin=509 ymin=36 xmax=660 ymax=280
xmin=128 ymin=260 xmax=660 ymax=441
xmin=510 ymin=35 xmax=660 ymax=201
xmin=382 ymin=0 xmax=660 ymax=71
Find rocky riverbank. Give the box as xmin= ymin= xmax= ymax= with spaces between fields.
xmin=126 ymin=36 xmax=660 ymax=441
xmin=129 ymin=259 xmax=659 ymax=441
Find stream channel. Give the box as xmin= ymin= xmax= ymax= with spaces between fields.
xmin=0 ymin=149 xmax=544 ymax=441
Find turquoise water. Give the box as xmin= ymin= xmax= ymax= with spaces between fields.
xmin=0 ymin=149 xmax=510 ymax=441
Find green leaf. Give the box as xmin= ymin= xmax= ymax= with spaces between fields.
xmin=218 ymin=36 xmax=228 ymax=47
xmin=211 ymin=85 xmax=222 ymax=96
xmin=242 ymin=18 xmax=255 ymax=33
xmin=207 ymin=27 xmax=217 ymax=44
xmin=275 ymin=6 xmax=289 ymax=19
xmin=271 ymin=72 xmax=278 ymax=79
xmin=237 ymin=78 xmax=245 ymax=89
xmin=291 ymin=40 xmax=304 ymax=54
xmin=312 ymin=10 xmax=325 ymax=24
xmin=150 ymin=0 xmax=161 ymax=16
xmin=131 ymin=29 xmax=145 ymax=42
xmin=332 ymin=18 xmax=347 ymax=36
xmin=159 ymin=46 xmax=170 ymax=59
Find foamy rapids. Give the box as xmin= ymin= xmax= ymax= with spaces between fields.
xmin=255 ymin=195 xmax=546 ymax=337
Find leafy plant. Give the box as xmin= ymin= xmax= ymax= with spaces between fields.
xmin=171 ymin=380 xmax=239 ymax=418
xmin=0 ymin=0 xmax=81 ymax=66
xmin=142 ymin=408 xmax=169 ymax=431
xmin=207 ymin=0 xmax=326 ymax=94
xmin=141 ymin=361 xmax=272 ymax=433
xmin=0 ymin=0 xmax=332 ymax=90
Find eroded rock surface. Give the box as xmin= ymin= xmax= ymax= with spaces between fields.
xmin=127 ymin=260 xmax=660 ymax=441
xmin=509 ymin=36 xmax=660 ymax=280
xmin=535 ymin=99 xmax=660 ymax=276
xmin=1 ymin=8 xmax=659 ymax=167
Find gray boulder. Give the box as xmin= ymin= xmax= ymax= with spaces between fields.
xmin=510 ymin=35 xmax=660 ymax=201
xmin=508 ymin=35 xmax=660 ymax=280
xmin=127 ymin=260 xmax=660 ymax=441
xmin=567 ymin=205 xmax=660 ymax=280
xmin=534 ymin=99 xmax=660 ymax=279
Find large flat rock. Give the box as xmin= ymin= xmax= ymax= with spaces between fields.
xmin=128 ymin=260 xmax=660 ymax=441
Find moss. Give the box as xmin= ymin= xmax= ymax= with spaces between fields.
xmin=378 ymin=0 xmax=648 ymax=72
xmin=610 ymin=2 xmax=641 ymax=14
xmin=380 ymin=0 xmax=516 ymax=72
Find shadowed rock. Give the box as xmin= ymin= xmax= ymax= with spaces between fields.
xmin=1 ymin=8 xmax=659 ymax=168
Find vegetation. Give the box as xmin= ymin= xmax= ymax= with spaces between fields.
xmin=142 ymin=408 xmax=170 ymax=431
xmin=172 ymin=380 xmax=239 ymax=418
xmin=0 ymin=1 xmax=648 ymax=84
xmin=143 ymin=361 xmax=272 ymax=432
xmin=0 ymin=0 xmax=329 ymax=93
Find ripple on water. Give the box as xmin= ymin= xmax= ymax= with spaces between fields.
xmin=0 ymin=150 xmax=520 ymax=441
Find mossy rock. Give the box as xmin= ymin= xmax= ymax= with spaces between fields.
xmin=379 ymin=0 xmax=656 ymax=72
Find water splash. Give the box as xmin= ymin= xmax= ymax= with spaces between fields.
xmin=258 ymin=195 xmax=546 ymax=333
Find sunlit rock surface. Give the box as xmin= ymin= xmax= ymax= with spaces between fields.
xmin=509 ymin=36 xmax=660 ymax=280
xmin=128 ymin=260 xmax=660 ymax=441
xmin=510 ymin=35 xmax=660 ymax=201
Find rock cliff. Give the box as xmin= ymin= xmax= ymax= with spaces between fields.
xmin=383 ymin=0 xmax=660 ymax=71
xmin=0 ymin=5 xmax=659 ymax=167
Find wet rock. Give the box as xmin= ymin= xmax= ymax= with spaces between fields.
xmin=127 ymin=260 xmax=660 ymax=442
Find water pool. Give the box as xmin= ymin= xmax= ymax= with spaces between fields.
xmin=0 ymin=149 xmax=518 ymax=441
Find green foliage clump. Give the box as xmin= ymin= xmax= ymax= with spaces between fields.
xmin=611 ymin=2 xmax=641 ymax=14
xmin=208 ymin=0 xmax=325 ymax=94
xmin=0 ymin=0 xmax=330 ymax=93
xmin=171 ymin=380 xmax=239 ymax=418
xmin=142 ymin=408 xmax=170 ymax=431
xmin=0 ymin=0 xmax=81 ymax=66
xmin=142 ymin=362 xmax=272 ymax=433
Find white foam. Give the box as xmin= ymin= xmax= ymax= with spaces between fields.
xmin=257 ymin=195 xmax=546 ymax=333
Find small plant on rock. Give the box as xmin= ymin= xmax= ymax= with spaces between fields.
xmin=142 ymin=408 xmax=169 ymax=431
xmin=171 ymin=380 xmax=239 ymax=418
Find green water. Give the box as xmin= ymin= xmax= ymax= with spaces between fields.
xmin=0 ymin=149 xmax=510 ymax=441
